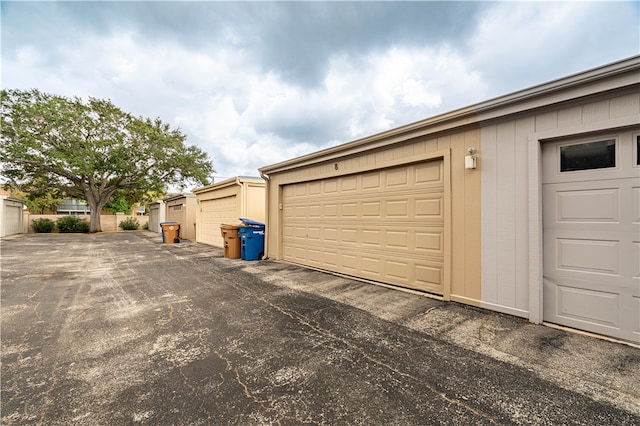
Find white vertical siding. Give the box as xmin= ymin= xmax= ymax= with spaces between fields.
xmin=482 ymin=119 xmax=532 ymax=317
xmin=515 ymin=118 xmax=535 ymax=311
xmin=481 ymin=90 xmax=640 ymax=319
xmin=496 ymin=122 xmax=517 ymax=309
xmin=480 ymin=126 xmax=498 ymax=305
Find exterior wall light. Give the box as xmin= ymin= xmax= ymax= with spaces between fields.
xmin=465 ymin=147 xmax=477 ymax=169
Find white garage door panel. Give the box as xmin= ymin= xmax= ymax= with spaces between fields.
xmin=555 ymin=285 xmax=619 ymax=327
xmin=556 ymin=236 xmax=620 ymax=275
xmin=200 ymin=196 xmax=237 ymax=247
xmin=149 ymin=205 xmax=159 ymax=233
xmin=281 ymin=160 xmax=445 ymax=294
xmin=5 ymin=206 xmax=21 ymax=235
xmin=543 ymin=131 xmax=639 ymax=342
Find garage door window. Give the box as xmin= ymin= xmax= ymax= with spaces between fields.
xmin=560 ymin=139 xmax=615 ymax=172
xmin=636 ymin=135 xmax=640 ymax=165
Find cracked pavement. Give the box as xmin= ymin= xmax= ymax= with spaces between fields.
xmin=1 ymin=232 xmax=639 ymax=425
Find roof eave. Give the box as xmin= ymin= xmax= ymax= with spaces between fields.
xmin=259 ymin=55 xmax=640 ymax=175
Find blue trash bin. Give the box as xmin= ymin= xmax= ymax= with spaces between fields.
xmin=238 ymin=218 xmax=265 ymax=261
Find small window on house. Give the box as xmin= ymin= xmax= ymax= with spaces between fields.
xmin=560 ymin=139 xmax=615 ymax=172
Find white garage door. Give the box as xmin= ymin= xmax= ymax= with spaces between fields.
xmin=5 ymin=205 xmax=22 ymax=236
xmin=542 ymin=131 xmax=639 ymax=342
xmin=282 ymin=159 xmax=445 ymax=294
xmin=149 ymin=205 xmax=160 ymax=233
xmin=200 ymin=196 xmax=238 ymax=247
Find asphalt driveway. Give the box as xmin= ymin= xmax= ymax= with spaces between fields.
xmin=2 ymin=232 xmax=639 ymax=425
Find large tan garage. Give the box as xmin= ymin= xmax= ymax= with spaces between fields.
xmin=260 ymin=56 xmax=639 ymax=343
xmin=193 ymin=177 xmax=265 ymax=248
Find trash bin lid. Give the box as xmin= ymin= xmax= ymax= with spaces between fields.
xmin=220 ymin=223 xmax=240 ymax=230
xmin=239 ymin=218 xmax=264 ymax=226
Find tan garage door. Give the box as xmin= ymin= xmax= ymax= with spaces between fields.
xmin=282 ymin=159 xmax=445 ymax=294
xmin=542 ymin=131 xmax=639 ymax=342
xmin=200 ymin=196 xmax=237 ymax=247
xmin=166 ymin=205 xmax=183 ymax=224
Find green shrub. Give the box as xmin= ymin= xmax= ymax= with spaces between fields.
xmin=119 ymin=217 xmax=140 ymax=231
xmin=32 ymin=218 xmax=55 ymax=233
xmin=56 ymin=215 xmax=90 ymax=233
xmin=142 ymin=222 xmax=149 ymax=230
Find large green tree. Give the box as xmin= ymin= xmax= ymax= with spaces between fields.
xmin=1 ymin=89 xmax=214 ymax=232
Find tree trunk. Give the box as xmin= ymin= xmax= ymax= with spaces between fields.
xmin=88 ymin=198 xmax=103 ymax=233
xmin=86 ymin=186 xmax=115 ymax=233
xmin=86 ymin=194 xmax=111 ymax=233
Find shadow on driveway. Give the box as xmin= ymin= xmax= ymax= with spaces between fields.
xmin=2 ymin=233 xmax=639 ymax=425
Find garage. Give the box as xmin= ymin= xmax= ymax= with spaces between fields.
xmin=164 ymin=194 xmax=197 ymax=241
xmin=281 ymin=159 xmax=445 ymax=294
xmin=200 ymin=196 xmax=238 ymax=246
xmin=261 ymin=56 xmax=639 ymax=343
xmin=0 ymin=196 xmax=25 ymax=237
xmin=148 ymin=200 xmax=165 ymax=233
xmin=542 ymin=131 xmax=639 ymax=342
xmin=193 ymin=177 xmax=265 ymax=248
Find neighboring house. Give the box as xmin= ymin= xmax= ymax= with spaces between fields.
xmin=57 ymin=198 xmax=90 ymax=215
xmin=163 ymin=193 xmax=197 ymax=241
xmin=0 ymin=196 xmax=25 ymax=237
xmin=259 ymin=56 xmax=640 ymax=343
xmin=192 ymin=176 xmax=265 ymax=247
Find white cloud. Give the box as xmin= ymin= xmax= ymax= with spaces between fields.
xmin=468 ymin=1 xmax=640 ymax=93
xmin=2 ymin=1 xmax=637 ymax=183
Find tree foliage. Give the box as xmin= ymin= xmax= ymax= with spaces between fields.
xmin=5 ymin=185 xmax=63 ymax=214
xmin=0 ymin=89 xmax=214 ymax=232
xmin=104 ymin=189 xmax=136 ymax=214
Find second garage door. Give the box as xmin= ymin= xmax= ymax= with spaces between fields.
xmin=200 ymin=196 xmax=238 ymax=247
xmin=542 ymin=131 xmax=639 ymax=342
xmin=282 ymin=159 xmax=445 ymax=294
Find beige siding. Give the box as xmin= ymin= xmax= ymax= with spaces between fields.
xmin=246 ymin=185 xmax=266 ymax=223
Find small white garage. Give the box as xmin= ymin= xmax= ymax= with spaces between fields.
xmin=260 ymin=56 xmax=640 ymax=343
xmin=541 ymin=133 xmax=638 ymax=341
xmin=193 ymin=176 xmax=265 ymax=247
xmin=148 ymin=200 xmax=165 ymax=233
xmin=0 ymin=196 xmax=25 ymax=237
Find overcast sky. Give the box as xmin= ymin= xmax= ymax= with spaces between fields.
xmin=2 ymin=1 xmax=639 ymax=184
